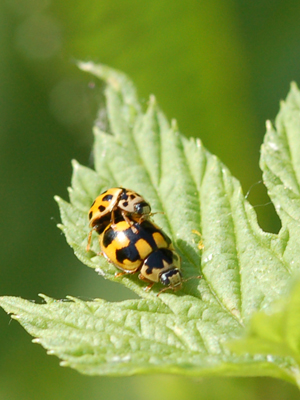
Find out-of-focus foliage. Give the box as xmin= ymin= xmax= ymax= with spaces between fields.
xmin=1 ymin=0 xmax=300 ymax=398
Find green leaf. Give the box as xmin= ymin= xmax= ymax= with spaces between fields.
xmin=260 ymin=82 xmax=300 ymax=272
xmin=0 ymin=294 xmax=293 ymax=381
xmin=1 ymin=64 xmax=300 ymax=384
xmin=227 ymin=278 xmax=300 ymax=387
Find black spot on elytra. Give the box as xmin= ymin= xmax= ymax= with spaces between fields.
xmin=129 ymin=194 xmax=136 ymax=199
xmin=102 ymin=227 xmax=118 ymax=247
xmin=123 ymin=201 xmax=128 ymax=207
xmin=94 ymin=214 xmax=111 ymax=233
xmin=144 ymin=248 xmax=173 ymax=274
xmin=90 ymin=211 xmax=111 ymax=231
xmin=120 ymin=192 xmax=128 ymax=200
xmin=98 ymin=205 xmax=106 ymax=212
xmin=102 ymin=220 xmax=171 ymax=266
xmin=140 ymin=220 xmax=171 ymax=246
xmin=102 ymin=194 xmax=113 ymax=202
xmin=116 ymin=245 xmax=141 ymax=263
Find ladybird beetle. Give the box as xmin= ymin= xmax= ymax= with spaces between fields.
xmin=87 ymin=187 xmax=151 ymax=250
xmin=100 ymin=218 xmax=182 ymax=293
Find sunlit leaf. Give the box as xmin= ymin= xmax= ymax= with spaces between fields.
xmin=1 ymin=65 xmax=300 ymax=385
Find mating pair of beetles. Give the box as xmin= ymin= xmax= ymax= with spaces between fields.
xmin=87 ymin=187 xmax=184 ymax=294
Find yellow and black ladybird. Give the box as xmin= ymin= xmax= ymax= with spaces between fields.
xmin=100 ymin=219 xmax=182 ymax=293
xmin=88 ymin=187 xmax=151 ymax=235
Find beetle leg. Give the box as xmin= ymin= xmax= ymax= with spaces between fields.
xmin=115 ymin=271 xmax=127 ymax=278
xmin=86 ymin=227 xmax=97 ymax=251
xmin=137 ymin=273 xmax=154 ymax=291
xmin=111 ymin=209 xmax=116 ymax=226
xmin=122 ymin=211 xmax=138 ymax=233
xmin=144 ymin=282 xmax=154 ymax=292
xmin=115 ymin=267 xmax=140 ymax=278
xmin=156 ymin=286 xmax=172 ymax=296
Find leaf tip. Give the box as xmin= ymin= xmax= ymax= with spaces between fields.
xmin=38 ymin=294 xmax=55 ymax=304
xmin=60 ymin=360 xmax=70 ymax=367
xmin=54 ymin=195 xmax=62 ymax=204
xmin=66 ymin=295 xmax=82 ymax=303
xmin=77 ymin=60 xmax=94 ymax=73
xmin=279 ymin=99 xmax=285 ymax=107
xmin=57 ymin=223 xmax=64 ymax=231
xmin=265 ymin=120 xmax=273 ymax=132
xmin=171 ymin=118 xmax=179 ymax=131
xmin=71 ymin=159 xmax=80 ymax=170
xmin=149 ymin=94 xmax=157 ymax=106
xmin=290 ymin=81 xmax=299 ymax=91
xmin=196 ymin=138 xmax=202 ymax=148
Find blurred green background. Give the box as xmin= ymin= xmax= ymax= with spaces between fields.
xmin=1 ymin=0 xmax=300 ymax=398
